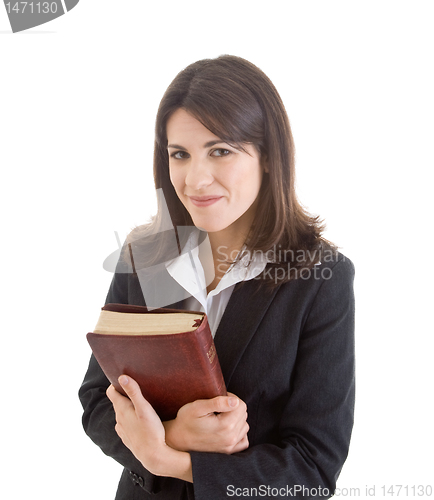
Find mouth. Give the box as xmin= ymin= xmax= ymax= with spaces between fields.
xmin=188 ymin=195 xmax=223 ymax=207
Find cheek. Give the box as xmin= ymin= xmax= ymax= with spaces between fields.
xmin=169 ymin=168 xmax=183 ymax=194
xmin=238 ymin=168 xmax=263 ymax=202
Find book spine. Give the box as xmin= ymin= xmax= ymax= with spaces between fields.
xmin=194 ymin=322 xmax=227 ymax=396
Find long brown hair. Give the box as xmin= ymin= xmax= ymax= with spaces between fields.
xmin=127 ymin=55 xmax=333 ymax=285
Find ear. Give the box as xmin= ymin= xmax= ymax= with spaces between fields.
xmin=259 ymin=151 xmax=269 ymax=173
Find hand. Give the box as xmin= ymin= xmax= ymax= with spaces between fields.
xmin=106 ymin=375 xmax=192 ymax=482
xmin=163 ymin=393 xmax=249 ymax=454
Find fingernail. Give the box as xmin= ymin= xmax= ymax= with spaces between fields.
xmin=119 ymin=375 xmax=129 ymax=386
xmin=228 ymin=397 xmax=238 ymax=407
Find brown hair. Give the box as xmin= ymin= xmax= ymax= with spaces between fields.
xmin=126 ymin=55 xmax=334 ymax=285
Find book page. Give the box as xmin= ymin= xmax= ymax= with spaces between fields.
xmin=93 ymin=310 xmax=204 ymax=336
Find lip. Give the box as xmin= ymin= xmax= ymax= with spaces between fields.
xmin=188 ymin=195 xmax=223 ymax=207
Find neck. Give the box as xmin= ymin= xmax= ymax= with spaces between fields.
xmin=209 ymin=227 xmax=247 ymax=264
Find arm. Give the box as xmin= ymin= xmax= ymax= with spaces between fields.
xmin=105 ymin=376 xmax=250 ymax=481
xmin=106 ymin=375 xmax=193 ymax=483
xmin=163 ymin=393 xmax=249 ymax=454
xmin=79 ymin=268 xmax=249 ymax=492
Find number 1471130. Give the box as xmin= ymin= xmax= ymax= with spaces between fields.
xmin=5 ymin=2 xmax=59 ymax=14
xmin=381 ymin=485 xmax=432 ymax=496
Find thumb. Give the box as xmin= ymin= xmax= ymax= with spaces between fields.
xmin=192 ymin=394 xmax=239 ymax=416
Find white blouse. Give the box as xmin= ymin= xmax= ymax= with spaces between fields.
xmin=165 ymin=230 xmax=268 ymax=337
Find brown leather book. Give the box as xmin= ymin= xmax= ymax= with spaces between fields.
xmin=87 ymin=303 xmax=227 ymax=421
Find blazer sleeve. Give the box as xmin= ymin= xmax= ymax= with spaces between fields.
xmin=78 ymin=269 xmax=162 ymax=495
xmin=189 ymin=257 xmax=356 ymax=499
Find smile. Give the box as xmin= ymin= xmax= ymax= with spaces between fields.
xmin=188 ymin=196 xmax=223 ymax=207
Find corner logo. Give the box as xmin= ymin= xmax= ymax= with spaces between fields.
xmin=3 ymin=0 xmax=79 ymax=33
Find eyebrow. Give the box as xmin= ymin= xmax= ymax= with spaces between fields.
xmin=167 ymin=140 xmax=227 ymax=150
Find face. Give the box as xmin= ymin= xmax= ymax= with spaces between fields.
xmin=167 ymin=108 xmax=264 ymax=238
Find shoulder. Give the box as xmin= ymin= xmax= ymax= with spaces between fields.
xmin=265 ymin=248 xmax=355 ymax=319
xmin=302 ymin=248 xmax=355 ymax=302
xmin=317 ymin=248 xmax=355 ymax=285
xmin=268 ymin=245 xmax=354 ymax=292
xmin=304 ymin=250 xmax=355 ymax=328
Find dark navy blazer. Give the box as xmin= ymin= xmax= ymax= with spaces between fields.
xmin=79 ymin=251 xmax=355 ymax=499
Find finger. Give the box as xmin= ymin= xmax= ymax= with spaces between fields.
xmin=118 ymin=375 xmax=154 ymax=419
xmin=232 ymin=434 xmax=249 ymax=453
xmin=106 ymin=384 xmax=115 ymax=402
xmin=231 ymin=411 xmax=249 ymax=434
xmin=240 ymin=420 xmax=250 ymax=439
xmin=106 ymin=384 xmax=125 ymax=405
xmin=106 ymin=384 xmax=133 ymax=416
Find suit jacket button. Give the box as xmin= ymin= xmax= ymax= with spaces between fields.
xmin=138 ymin=476 xmax=144 ymax=487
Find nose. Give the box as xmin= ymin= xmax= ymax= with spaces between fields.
xmin=185 ymin=157 xmax=213 ymax=191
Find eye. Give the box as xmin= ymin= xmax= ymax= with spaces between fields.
xmin=211 ymin=148 xmax=231 ymax=157
xmin=170 ymin=151 xmax=190 ymax=160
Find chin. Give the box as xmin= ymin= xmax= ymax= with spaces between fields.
xmin=191 ymin=217 xmax=231 ymax=234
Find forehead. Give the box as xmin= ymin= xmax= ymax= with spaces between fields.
xmin=166 ymin=108 xmax=220 ymax=142
xmin=166 ymin=107 xmax=261 ymax=160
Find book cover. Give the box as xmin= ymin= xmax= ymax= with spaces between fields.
xmin=87 ymin=303 xmax=227 ymax=421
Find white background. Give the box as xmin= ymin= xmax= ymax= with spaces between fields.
xmin=1 ymin=1 xmax=433 ymax=498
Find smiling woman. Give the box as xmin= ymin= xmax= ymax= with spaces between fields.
xmin=124 ymin=55 xmax=329 ymax=282
xmin=79 ymin=55 xmax=355 ymax=500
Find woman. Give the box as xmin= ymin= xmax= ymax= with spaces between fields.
xmin=79 ymin=55 xmax=355 ymax=499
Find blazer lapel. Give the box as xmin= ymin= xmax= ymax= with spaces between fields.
xmin=214 ymin=278 xmax=281 ymax=387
